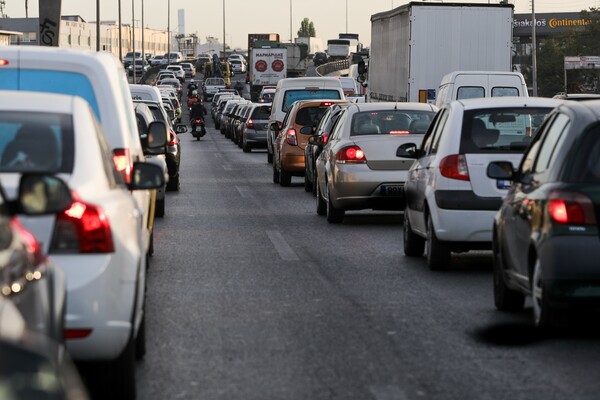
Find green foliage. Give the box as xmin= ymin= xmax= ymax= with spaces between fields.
xmin=297 ymin=18 xmax=316 ymax=38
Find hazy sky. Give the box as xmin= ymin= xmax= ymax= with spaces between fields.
xmin=4 ymin=0 xmax=599 ymax=48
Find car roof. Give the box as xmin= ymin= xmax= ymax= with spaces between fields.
xmin=0 ymin=90 xmax=77 ymax=114
xmin=346 ymin=102 xmax=438 ymax=113
xmin=455 ymin=96 xmax=564 ymax=110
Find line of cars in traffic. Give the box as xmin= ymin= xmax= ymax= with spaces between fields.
xmin=0 ymin=45 xmax=192 ymax=399
xmin=211 ymin=75 xmax=600 ymax=330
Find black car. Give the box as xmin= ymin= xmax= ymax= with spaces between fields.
xmin=304 ymin=103 xmax=351 ymax=194
xmin=313 ymin=52 xmax=328 ymax=67
xmin=488 ymin=99 xmax=600 ymax=328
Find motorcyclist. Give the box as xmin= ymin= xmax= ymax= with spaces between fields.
xmin=190 ymin=101 xmax=207 ymax=122
xmin=187 ymin=81 xmax=198 ymax=98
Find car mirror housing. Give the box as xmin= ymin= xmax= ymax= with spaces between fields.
xmin=147 ymin=121 xmax=168 ymax=150
xmin=129 ymin=162 xmax=165 ymax=191
xmin=270 ymin=122 xmax=281 ymax=132
xmin=175 ymin=124 xmax=188 ymax=134
xmin=396 ymin=143 xmax=420 ymax=159
xmin=17 ymin=175 xmax=73 ymax=216
xmin=487 ymin=161 xmax=514 ymax=180
xmin=299 ymin=126 xmax=313 ymax=135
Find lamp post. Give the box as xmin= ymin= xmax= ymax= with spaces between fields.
xmin=118 ymin=0 xmax=123 ymax=62
xmin=346 ymin=0 xmax=348 ymax=34
xmin=96 ymin=0 xmax=100 ymax=51
xmin=132 ymin=0 xmax=136 ymax=82
xmin=141 ymin=0 xmax=145 ymax=63
xmin=289 ymin=0 xmax=292 ymax=43
xmin=531 ymin=0 xmax=538 ymax=96
xmin=223 ymin=0 xmax=226 ymax=59
xmin=167 ymin=0 xmax=171 ymax=65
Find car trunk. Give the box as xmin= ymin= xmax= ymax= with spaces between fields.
xmin=353 ymin=135 xmax=423 ymax=171
xmin=464 ymin=154 xmax=522 ymax=197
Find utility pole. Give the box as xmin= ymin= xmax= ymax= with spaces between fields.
xmin=118 ymin=0 xmax=122 ymax=62
xmin=132 ymin=0 xmax=136 ymax=82
xmin=96 ymin=0 xmax=100 ymax=51
xmin=141 ymin=0 xmax=144 ymax=61
xmin=223 ymin=0 xmax=226 ymax=58
xmin=531 ymin=0 xmax=538 ymax=96
xmin=167 ymin=0 xmax=171 ymax=65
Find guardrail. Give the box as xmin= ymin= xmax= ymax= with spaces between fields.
xmin=315 ymin=59 xmax=350 ymax=77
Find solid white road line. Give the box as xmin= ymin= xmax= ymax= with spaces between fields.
xmin=266 ymin=230 xmax=300 ymax=261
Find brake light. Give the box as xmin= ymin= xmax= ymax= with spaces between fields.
xmin=322 ymin=133 xmax=329 ymax=144
xmin=10 ymin=218 xmax=46 ymax=265
xmin=195 ymin=119 xmax=202 ymax=124
xmin=286 ymin=128 xmax=298 ymax=146
xmin=548 ymin=190 xmax=597 ymax=225
xmin=440 ymin=154 xmax=469 ymax=181
xmin=320 ymin=102 xmax=333 ymax=107
xmin=65 ymin=329 xmax=92 ymax=340
xmin=246 ymin=118 xmax=255 ymax=129
xmin=0 ymin=60 xmax=8 ymax=66
xmin=112 ymin=148 xmax=132 ymax=184
xmin=51 ymin=196 xmax=114 ymax=254
xmin=168 ymin=132 xmax=177 ymax=146
xmin=336 ymin=145 xmax=367 ymax=164
xmin=390 ymin=130 xmax=410 ymax=135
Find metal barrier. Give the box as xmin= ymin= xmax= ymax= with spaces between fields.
xmin=315 ymin=59 xmax=350 ymax=77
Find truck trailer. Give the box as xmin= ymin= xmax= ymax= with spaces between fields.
xmin=368 ymin=2 xmax=514 ymax=103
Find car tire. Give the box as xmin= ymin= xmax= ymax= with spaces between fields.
xmin=155 ymin=197 xmax=165 ymax=218
xmin=279 ymin=164 xmax=291 ymax=187
xmin=166 ymin=174 xmax=180 ymax=191
xmin=135 ymin=312 xmax=146 ymax=360
xmin=304 ymin=170 xmax=313 ymax=192
xmin=148 ymin=232 xmax=154 ymax=258
xmin=493 ymin=233 xmax=525 ymax=311
xmin=426 ymin=215 xmax=450 ymax=270
xmin=312 ymin=168 xmax=318 ymax=197
xmin=532 ymin=258 xmax=563 ymax=328
xmin=326 ymin=186 xmax=344 ymax=223
xmin=403 ymin=209 xmax=425 ymax=257
xmin=267 ymin=149 xmax=273 ymax=164
xmin=102 ymin=332 xmax=136 ymax=400
xmin=243 ymin=143 xmax=251 ymax=153
xmin=272 ymin=161 xmax=280 ymax=184
xmin=316 ymin=181 xmax=326 ymax=216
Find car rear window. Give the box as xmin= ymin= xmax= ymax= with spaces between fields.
xmin=261 ymin=92 xmax=275 ymax=102
xmin=351 ymin=110 xmax=436 ymax=136
xmin=0 ymin=111 xmax=74 ymax=173
xmin=457 ymin=87 xmax=485 ymax=100
xmin=295 ymin=106 xmax=330 ymax=127
xmin=252 ymin=106 xmax=272 ymax=120
xmin=492 ymin=87 xmax=520 ymax=97
xmin=570 ymin=124 xmax=600 ymax=183
xmin=206 ymin=78 xmax=226 ymax=86
xmin=282 ymin=89 xmax=341 ymax=112
xmin=459 ymin=107 xmax=554 ymax=153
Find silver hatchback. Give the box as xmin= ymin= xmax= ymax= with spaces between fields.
xmin=241 ymin=103 xmax=272 ymax=152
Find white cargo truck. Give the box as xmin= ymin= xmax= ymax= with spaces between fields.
xmin=368 ymin=2 xmax=514 ymax=103
xmin=249 ymin=47 xmax=287 ymax=101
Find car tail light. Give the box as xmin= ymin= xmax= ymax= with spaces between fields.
xmin=0 ymin=60 xmax=8 ymax=66
xmin=246 ymin=118 xmax=255 ymax=129
xmin=322 ymin=133 xmax=329 ymax=144
xmin=168 ymin=132 xmax=177 ymax=146
xmin=195 ymin=119 xmax=202 ymax=124
xmin=390 ymin=130 xmax=410 ymax=135
xmin=336 ymin=145 xmax=367 ymax=164
xmin=65 ymin=329 xmax=92 ymax=340
xmin=548 ymin=190 xmax=597 ymax=225
xmin=51 ymin=195 xmax=115 ymax=254
xmin=112 ymin=148 xmax=132 ymax=184
xmin=320 ymin=102 xmax=334 ymax=107
xmin=10 ymin=218 xmax=46 ymax=266
xmin=440 ymin=154 xmax=469 ymax=181
xmin=286 ymin=128 xmax=298 ymax=146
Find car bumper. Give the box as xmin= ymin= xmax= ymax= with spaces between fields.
xmin=432 ymin=207 xmax=496 ymax=242
xmin=539 ymin=235 xmax=600 ymax=307
xmin=245 ymin=130 xmax=267 ymax=146
xmin=57 ymin=254 xmax=139 ymax=361
xmin=330 ymin=166 xmax=407 ymax=210
xmin=281 ymin=152 xmax=306 ymax=174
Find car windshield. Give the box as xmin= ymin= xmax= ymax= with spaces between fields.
xmin=351 ymin=110 xmax=436 ymax=136
xmin=0 ymin=111 xmax=74 ymax=173
xmin=460 ymin=107 xmax=554 ymax=153
xmin=252 ymin=106 xmax=272 ymax=120
xmin=206 ymin=78 xmax=226 ymax=86
xmin=295 ymin=106 xmax=330 ymax=127
xmin=282 ymin=90 xmax=342 ymax=112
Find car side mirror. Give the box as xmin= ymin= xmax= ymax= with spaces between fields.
xmin=146 ymin=121 xmax=168 ymax=151
xmin=396 ymin=143 xmax=420 ymax=159
xmin=487 ymin=161 xmax=515 ymax=180
xmin=270 ymin=122 xmax=280 ymax=132
xmin=129 ymin=162 xmax=165 ymax=191
xmin=166 ymin=109 xmax=175 ymax=120
xmin=308 ymin=135 xmax=324 ymax=146
xmin=175 ymin=123 xmax=188 ymax=134
xmin=17 ymin=174 xmax=73 ymax=215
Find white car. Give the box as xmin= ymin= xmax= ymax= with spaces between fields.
xmin=0 ymin=91 xmax=165 ymax=398
xmin=400 ymin=97 xmax=564 ymax=270
xmin=165 ymin=65 xmax=185 ymax=82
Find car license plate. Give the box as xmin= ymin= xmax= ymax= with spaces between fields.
xmin=380 ymin=185 xmax=403 ymax=196
xmin=496 ymin=179 xmax=512 ymax=190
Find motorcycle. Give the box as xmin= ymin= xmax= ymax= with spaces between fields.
xmin=191 ymin=117 xmax=206 ymax=141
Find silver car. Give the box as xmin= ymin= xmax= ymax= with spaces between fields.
xmin=241 ymin=103 xmax=272 ymax=153
xmin=315 ymin=102 xmax=437 ymax=223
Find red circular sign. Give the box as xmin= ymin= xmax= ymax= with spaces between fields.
xmin=255 ymin=60 xmax=267 ymax=72
xmin=272 ymin=60 xmax=284 ymax=72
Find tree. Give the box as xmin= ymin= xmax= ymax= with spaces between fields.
xmin=297 ymin=18 xmax=316 ymax=38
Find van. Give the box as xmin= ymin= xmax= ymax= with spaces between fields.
xmin=0 ymin=46 xmax=156 ymax=394
xmin=130 ymin=83 xmax=163 ymax=103
xmin=166 ymin=51 xmax=184 ymax=64
xmin=435 ymin=71 xmax=528 ymax=108
xmin=267 ymin=77 xmax=345 ymax=163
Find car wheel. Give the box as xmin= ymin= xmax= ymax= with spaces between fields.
xmin=166 ymin=174 xmax=180 ymax=191
xmin=148 ymin=232 xmax=154 ymax=258
xmin=493 ymin=232 xmax=525 ymax=311
xmin=102 ymin=332 xmax=136 ymax=400
xmin=532 ymin=258 xmax=563 ymax=328
xmin=304 ymin=169 xmax=313 ymax=192
xmin=155 ymin=197 xmax=165 ymax=218
xmin=316 ymin=180 xmax=326 ymax=216
xmin=267 ymin=149 xmax=273 ymax=164
xmin=326 ymin=185 xmax=344 ymax=223
xmin=312 ymin=168 xmax=318 ymax=197
xmin=242 ymin=142 xmax=251 ymax=153
xmin=135 ymin=311 xmax=146 ymax=360
xmin=272 ymin=161 xmax=280 ymax=184
xmin=426 ymin=215 xmax=450 ymax=270
xmin=279 ymin=164 xmax=292 ymax=187
xmin=403 ymin=208 xmax=425 ymax=257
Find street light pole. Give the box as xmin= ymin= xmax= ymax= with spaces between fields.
xmin=346 ymin=0 xmax=348 ymax=33
xmin=96 ymin=0 xmax=100 ymax=51
xmin=167 ymin=0 xmax=171 ymax=65
xmin=141 ymin=0 xmax=144 ymax=61
xmin=531 ymin=0 xmax=538 ymax=96
xmin=118 ymin=0 xmax=123 ymax=62
xmin=223 ymin=0 xmax=226 ymax=58
xmin=132 ymin=0 xmax=136 ymax=82
xmin=289 ymin=0 xmax=292 ymax=43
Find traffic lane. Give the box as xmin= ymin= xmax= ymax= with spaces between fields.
xmin=138 ymin=106 xmax=600 ymax=399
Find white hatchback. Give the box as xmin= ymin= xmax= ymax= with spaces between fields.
xmin=0 ymin=91 xmax=165 ymax=398
xmin=400 ymin=97 xmax=564 ymax=270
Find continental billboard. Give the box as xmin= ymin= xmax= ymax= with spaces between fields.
xmin=513 ymin=12 xmax=593 ymax=36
